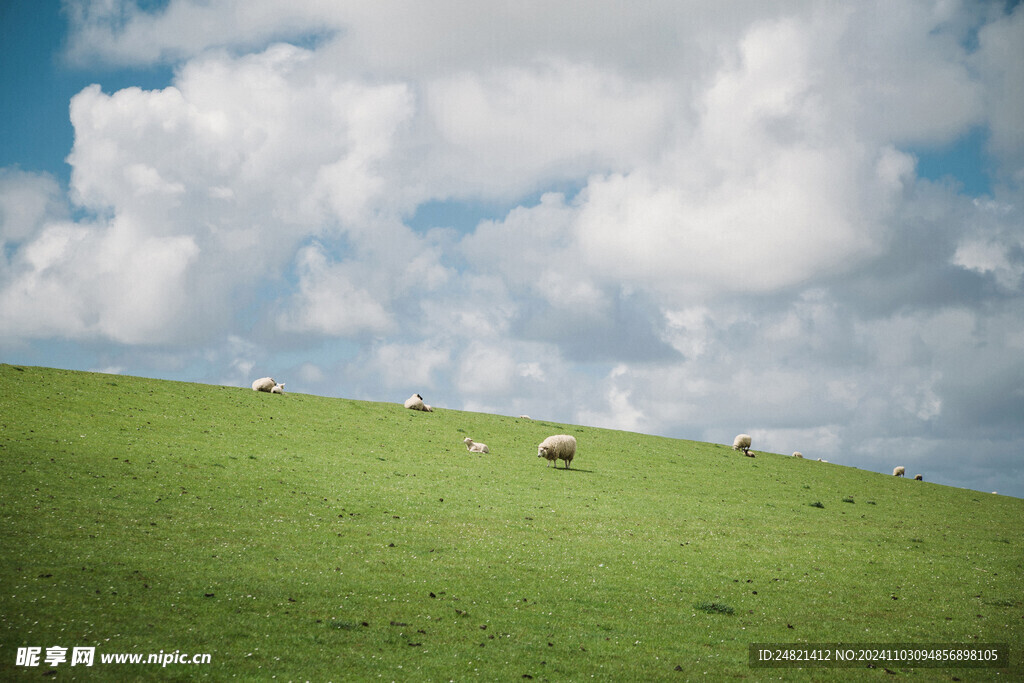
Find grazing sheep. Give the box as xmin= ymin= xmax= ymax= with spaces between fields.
xmin=518 ymin=415 xmax=531 ymax=419
xmin=893 ymin=466 xmax=905 ymax=477
xmin=793 ymin=451 xmax=804 ymax=458
xmin=914 ymin=474 xmax=923 ymax=481
xmin=732 ymin=434 xmax=753 ymax=457
xmin=252 ymin=377 xmax=284 ymax=393
xmin=538 ymin=434 xmax=576 ymax=469
xmin=404 ymin=393 xmax=434 ymax=412
xmin=463 ymin=437 xmax=490 ymax=454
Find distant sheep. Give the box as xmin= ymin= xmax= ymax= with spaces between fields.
xmin=893 ymin=466 xmax=905 ymax=477
xmin=518 ymin=415 xmax=531 ymax=420
xmin=538 ymin=434 xmax=576 ymax=469
xmin=463 ymin=437 xmax=490 ymax=454
xmin=914 ymin=474 xmax=923 ymax=481
xmin=817 ymin=458 xmax=829 ymax=463
xmin=732 ymin=434 xmax=753 ymax=457
xmin=404 ymin=393 xmax=434 ymax=412
xmin=252 ymin=377 xmax=284 ymax=394
xmin=793 ymin=451 xmax=804 ymax=459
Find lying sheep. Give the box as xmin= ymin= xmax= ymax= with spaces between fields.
xmin=404 ymin=393 xmax=434 ymax=412
xmin=252 ymin=377 xmax=284 ymax=393
xmin=893 ymin=466 xmax=905 ymax=477
xmin=732 ymin=434 xmax=753 ymax=457
xmin=914 ymin=474 xmax=923 ymax=481
xmin=538 ymin=434 xmax=576 ymax=469
xmin=793 ymin=451 xmax=804 ymax=459
xmin=463 ymin=437 xmax=490 ymax=454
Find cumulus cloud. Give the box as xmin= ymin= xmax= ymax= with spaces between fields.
xmin=973 ymin=3 xmax=1024 ymax=182
xmin=424 ymin=60 xmax=676 ymax=198
xmin=3 ymin=40 xmax=428 ymax=345
xmin=0 ymin=169 xmax=68 ymax=245
xmin=277 ymin=243 xmax=395 ymax=338
xmin=0 ymin=214 xmax=198 ymax=344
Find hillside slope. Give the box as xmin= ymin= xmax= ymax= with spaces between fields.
xmin=1 ymin=364 xmax=1021 ymax=680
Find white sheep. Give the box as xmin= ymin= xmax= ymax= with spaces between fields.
xmin=252 ymin=377 xmax=284 ymax=393
xmin=732 ymin=434 xmax=753 ymax=457
xmin=914 ymin=474 xmax=923 ymax=481
xmin=518 ymin=415 xmax=531 ymax=420
xmin=793 ymin=451 xmax=804 ymax=458
xmin=538 ymin=434 xmax=576 ymax=468
xmin=893 ymin=466 xmax=905 ymax=477
xmin=463 ymin=437 xmax=490 ymax=454
xmin=404 ymin=393 xmax=434 ymax=412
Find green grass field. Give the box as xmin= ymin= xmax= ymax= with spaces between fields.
xmin=1 ymin=364 xmax=1021 ymax=680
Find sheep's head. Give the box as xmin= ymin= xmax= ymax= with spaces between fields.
xmin=464 ymin=437 xmax=474 ymax=445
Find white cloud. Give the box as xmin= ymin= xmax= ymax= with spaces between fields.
xmin=64 ymin=0 xmax=343 ymax=66
xmin=0 ymin=169 xmax=68 ymax=244
xmin=0 ymin=215 xmax=199 ymax=344
xmin=950 ymin=198 xmax=1023 ymax=290
xmin=366 ymin=341 xmax=450 ymax=391
xmin=63 ymin=0 xmax=786 ymax=76
xmin=455 ymin=342 xmax=517 ymax=396
xmin=953 ymin=238 xmax=1023 ymax=289
xmin=0 ymin=41 xmax=427 ymax=346
xmin=277 ymin=243 xmax=395 ymax=337
xmin=974 ymin=3 xmax=1024 ymax=179
xmin=574 ymin=365 xmax=649 ymax=434
xmin=424 ymin=59 xmax=675 ymax=198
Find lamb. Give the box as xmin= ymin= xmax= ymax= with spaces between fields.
xmin=252 ymin=377 xmax=284 ymax=393
xmin=793 ymin=451 xmax=804 ymax=458
xmin=463 ymin=437 xmax=490 ymax=454
xmin=404 ymin=393 xmax=434 ymax=412
xmin=893 ymin=466 xmax=905 ymax=477
xmin=537 ymin=434 xmax=576 ymax=469
xmin=732 ymin=434 xmax=754 ymax=457
xmin=914 ymin=474 xmax=923 ymax=481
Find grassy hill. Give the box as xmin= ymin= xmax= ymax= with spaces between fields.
xmin=1 ymin=364 xmax=1021 ymax=680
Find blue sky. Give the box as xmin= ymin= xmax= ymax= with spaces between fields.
xmin=2 ymin=0 xmax=1023 ymax=498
